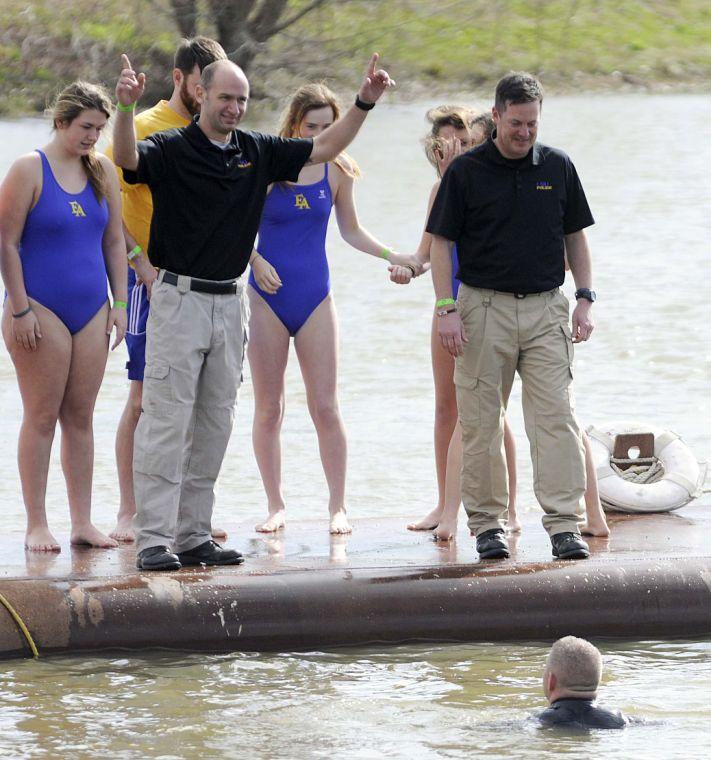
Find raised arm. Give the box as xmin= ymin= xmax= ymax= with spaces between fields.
xmin=565 ymin=228 xmax=594 ymax=343
xmin=113 ymin=54 xmax=146 ymax=171
xmin=309 ymin=54 xmax=394 ymax=165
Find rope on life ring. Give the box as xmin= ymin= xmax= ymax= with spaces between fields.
xmin=610 ymin=456 xmax=665 ymax=484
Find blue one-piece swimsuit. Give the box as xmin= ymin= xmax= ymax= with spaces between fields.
xmin=249 ymin=164 xmax=333 ymax=336
xmin=451 ymin=244 xmax=461 ymax=299
xmin=19 ymin=150 xmax=109 ymax=334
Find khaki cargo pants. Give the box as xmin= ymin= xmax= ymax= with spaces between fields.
xmin=454 ymin=285 xmax=585 ymax=537
xmin=133 ymin=271 xmax=247 ymax=555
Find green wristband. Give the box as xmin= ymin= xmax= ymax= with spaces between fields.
xmin=116 ymin=102 xmax=136 ymax=112
xmin=127 ymin=245 xmax=142 ymax=261
xmin=436 ymin=297 xmax=456 ymax=308
xmin=113 ymin=300 xmax=128 ymax=309
xmin=380 ymin=248 xmax=392 ymax=261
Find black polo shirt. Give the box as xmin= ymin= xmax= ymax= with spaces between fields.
xmin=123 ymin=120 xmax=313 ymax=280
xmin=426 ymin=134 xmax=594 ymax=294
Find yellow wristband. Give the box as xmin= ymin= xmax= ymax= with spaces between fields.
xmin=127 ymin=245 xmax=142 ymax=261
xmin=116 ymin=102 xmax=136 ymax=112
xmin=113 ymin=300 xmax=128 ymax=309
xmin=380 ymin=248 xmax=392 ymax=261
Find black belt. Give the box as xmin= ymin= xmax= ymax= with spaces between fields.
xmin=161 ymin=271 xmax=238 ymax=295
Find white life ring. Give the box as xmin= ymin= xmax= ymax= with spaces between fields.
xmin=587 ymin=423 xmax=707 ymax=513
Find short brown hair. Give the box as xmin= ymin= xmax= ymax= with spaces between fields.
xmin=174 ymin=36 xmax=227 ymax=75
xmin=494 ymin=72 xmax=543 ymax=114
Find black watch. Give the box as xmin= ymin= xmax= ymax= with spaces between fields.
xmin=355 ymin=94 xmax=376 ymax=111
xmin=574 ymin=287 xmax=596 ymax=303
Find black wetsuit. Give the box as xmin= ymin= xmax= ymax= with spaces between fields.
xmin=538 ymin=698 xmax=628 ymax=729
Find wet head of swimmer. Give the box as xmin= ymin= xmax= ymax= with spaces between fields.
xmin=195 ymin=60 xmax=250 ymax=139
xmin=173 ymin=36 xmax=227 ymax=117
xmin=52 ymin=81 xmax=112 ymax=199
xmin=53 ymin=81 xmax=112 ymax=157
xmin=423 ymin=105 xmax=491 ymax=176
xmin=492 ymin=71 xmax=543 ymax=160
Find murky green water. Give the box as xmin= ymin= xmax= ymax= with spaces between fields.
xmin=1 ymin=94 xmax=710 ymax=757
xmin=1 ymin=641 xmax=709 ymax=758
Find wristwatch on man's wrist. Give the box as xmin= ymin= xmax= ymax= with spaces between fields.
xmin=574 ymin=288 xmax=596 ymax=303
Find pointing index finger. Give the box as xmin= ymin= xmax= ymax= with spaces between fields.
xmin=366 ymin=53 xmax=378 ymax=77
xmin=121 ymin=53 xmax=132 ymax=71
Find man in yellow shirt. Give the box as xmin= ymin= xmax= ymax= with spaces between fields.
xmin=108 ymin=36 xmax=227 ymax=541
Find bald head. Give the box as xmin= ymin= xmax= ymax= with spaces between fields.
xmin=201 ymin=59 xmax=249 ymax=91
xmin=544 ymin=636 xmax=602 ymax=701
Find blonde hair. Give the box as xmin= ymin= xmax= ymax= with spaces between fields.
xmin=422 ymin=104 xmax=493 ymax=175
xmin=279 ymin=83 xmax=360 ymax=179
xmin=546 ymin=636 xmax=602 ymax=696
xmin=52 ymin=81 xmax=112 ymax=201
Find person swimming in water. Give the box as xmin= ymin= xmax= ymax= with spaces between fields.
xmin=538 ymin=636 xmax=628 ymax=729
xmin=248 ymin=82 xmax=421 ymax=535
xmin=0 ymin=81 xmax=127 ymax=552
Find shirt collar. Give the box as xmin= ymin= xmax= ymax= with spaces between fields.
xmin=485 ymin=131 xmax=542 ymax=167
xmin=185 ymin=117 xmax=241 ymax=154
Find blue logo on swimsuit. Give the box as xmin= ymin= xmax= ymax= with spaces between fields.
xmin=536 ymin=181 xmax=553 ymax=191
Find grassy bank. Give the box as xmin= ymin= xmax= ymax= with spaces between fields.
xmin=2 ymin=0 xmax=711 ymax=115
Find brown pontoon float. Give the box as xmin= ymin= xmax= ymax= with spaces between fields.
xmin=1 ymin=504 xmax=710 ymax=660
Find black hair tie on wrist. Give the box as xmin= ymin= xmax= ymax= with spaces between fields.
xmin=12 ymin=306 xmax=32 ymax=319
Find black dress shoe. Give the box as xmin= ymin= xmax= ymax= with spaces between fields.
xmin=136 ymin=545 xmax=181 ymax=571
xmin=476 ymin=528 xmax=510 ymax=559
xmin=177 ymin=540 xmax=245 ymax=566
xmin=551 ymin=532 xmax=590 ymax=560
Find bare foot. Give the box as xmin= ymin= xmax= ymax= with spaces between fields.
xmin=70 ymin=525 xmax=119 ymax=549
xmin=255 ymin=510 xmax=286 ymax=533
xmin=506 ymin=516 xmax=522 ymax=533
xmin=211 ymin=526 xmax=228 ymax=540
xmin=581 ymin=521 xmax=610 ymax=537
xmin=434 ymin=518 xmax=458 ymax=541
xmin=110 ymin=515 xmax=135 ymax=543
xmin=330 ymin=510 xmax=352 ymax=534
xmin=25 ymin=526 xmax=61 ymax=553
xmin=407 ymin=508 xmax=443 ymax=531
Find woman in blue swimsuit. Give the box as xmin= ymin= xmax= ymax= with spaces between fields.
xmin=0 ymin=82 xmax=127 ymax=552
xmin=248 ymin=83 xmax=419 ymax=534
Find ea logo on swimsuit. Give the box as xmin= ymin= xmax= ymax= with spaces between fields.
xmin=536 ymin=181 xmax=553 ymax=191
xmin=294 ymin=194 xmax=310 ymax=210
xmin=69 ymin=201 xmax=86 ymax=217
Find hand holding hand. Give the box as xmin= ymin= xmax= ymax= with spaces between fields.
xmin=115 ymin=54 xmax=146 ymax=108
xmin=388 ymin=265 xmax=413 ymax=285
xmin=251 ymin=253 xmax=282 ymax=294
xmin=358 ymin=53 xmax=395 ymax=105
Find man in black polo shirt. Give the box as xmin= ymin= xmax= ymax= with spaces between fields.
xmin=113 ymin=53 xmax=393 ymax=571
xmin=427 ymin=72 xmax=595 ymax=561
